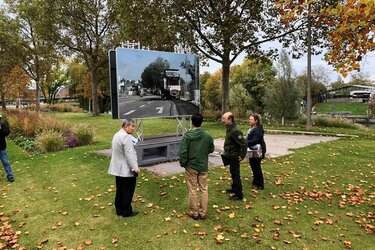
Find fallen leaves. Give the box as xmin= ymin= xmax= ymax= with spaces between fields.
xmin=274 ymin=220 xmax=283 ymax=225
xmin=343 ymin=240 xmax=352 ymax=249
xmin=273 ymin=231 xmax=280 ymax=240
xmin=240 ymin=232 xmax=249 ymax=239
xmin=214 ymin=233 xmax=225 ymax=244
xmin=84 ymin=239 xmax=92 ymax=245
xmin=0 ymin=216 xmax=24 ymax=249
xmin=228 ymin=212 xmax=235 ymax=219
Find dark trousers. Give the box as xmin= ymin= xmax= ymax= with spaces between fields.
xmin=229 ymin=158 xmax=243 ymax=198
xmin=115 ymin=176 xmax=136 ymax=216
xmin=249 ymin=158 xmax=264 ymax=188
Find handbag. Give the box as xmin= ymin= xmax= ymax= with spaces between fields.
xmin=247 ymin=144 xmax=262 ymax=158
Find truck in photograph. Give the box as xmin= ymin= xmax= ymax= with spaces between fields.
xmin=161 ymin=69 xmax=181 ymax=99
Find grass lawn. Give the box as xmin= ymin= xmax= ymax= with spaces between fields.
xmin=315 ymin=102 xmax=368 ymax=115
xmin=1 ymin=113 xmax=374 ymax=249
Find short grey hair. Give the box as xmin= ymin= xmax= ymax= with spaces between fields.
xmin=121 ymin=118 xmax=134 ymax=127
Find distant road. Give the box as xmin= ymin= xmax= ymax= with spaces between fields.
xmin=118 ymin=95 xmax=199 ymax=119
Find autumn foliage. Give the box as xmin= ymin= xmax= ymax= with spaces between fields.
xmin=323 ymin=0 xmax=375 ymax=76
xmin=1 ymin=66 xmax=32 ymax=105
xmin=276 ymin=0 xmax=375 ymax=77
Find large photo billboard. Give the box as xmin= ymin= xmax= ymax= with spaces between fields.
xmin=109 ymin=48 xmax=200 ymax=119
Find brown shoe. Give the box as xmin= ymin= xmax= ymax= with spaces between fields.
xmin=199 ymin=214 xmax=207 ymax=220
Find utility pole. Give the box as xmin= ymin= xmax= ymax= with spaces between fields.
xmin=306 ymin=3 xmax=312 ymax=130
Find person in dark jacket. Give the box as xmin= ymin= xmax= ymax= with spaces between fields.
xmin=246 ymin=114 xmax=266 ymax=190
xmin=0 ymin=115 xmax=14 ymax=182
xmin=179 ymin=114 xmax=214 ymax=220
xmin=221 ymin=112 xmax=247 ymax=201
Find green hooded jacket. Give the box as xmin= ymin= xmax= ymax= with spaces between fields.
xmin=179 ymin=128 xmax=214 ymax=172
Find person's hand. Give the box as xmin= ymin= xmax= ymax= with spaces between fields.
xmin=239 ymin=156 xmax=244 ymax=162
xmin=134 ymin=168 xmax=141 ymax=173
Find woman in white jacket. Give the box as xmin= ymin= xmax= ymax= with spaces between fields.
xmin=108 ymin=119 xmax=141 ymax=217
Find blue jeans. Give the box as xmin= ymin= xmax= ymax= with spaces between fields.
xmin=0 ymin=149 xmax=13 ymax=180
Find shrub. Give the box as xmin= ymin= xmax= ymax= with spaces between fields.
xmin=49 ymin=103 xmax=73 ymax=112
xmin=4 ymin=110 xmax=69 ymax=139
xmin=66 ymin=134 xmax=78 ymax=148
xmin=202 ymin=110 xmax=222 ymax=122
xmin=38 ymin=115 xmax=69 ymax=133
xmin=74 ymin=125 xmax=94 ymax=146
xmin=63 ymin=130 xmax=79 ymax=148
xmin=5 ymin=110 xmax=42 ymax=138
xmin=13 ymin=136 xmax=39 ymax=154
xmin=313 ymin=116 xmax=359 ymax=129
xmin=298 ymin=116 xmax=359 ymax=129
xmin=36 ymin=130 xmax=66 ymax=152
xmin=262 ymin=112 xmax=278 ymax=126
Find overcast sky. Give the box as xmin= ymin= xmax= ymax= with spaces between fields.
xmin=200 ymin=43 xmax=375 ymax=84
xmin=1 ymin=0 xmax=373 ymax=84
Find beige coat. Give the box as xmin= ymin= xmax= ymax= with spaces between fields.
xmin=108 ymin=129 xmax=139 ymax=177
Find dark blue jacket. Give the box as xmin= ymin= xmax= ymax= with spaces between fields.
xmin=246 ymin=125 xmax=266 ymax=159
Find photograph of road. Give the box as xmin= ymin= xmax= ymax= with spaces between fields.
xmin=118 ymin=95 xmax=199 ymax=119
xmin=114 ymin=48 xmax=200 ymax=119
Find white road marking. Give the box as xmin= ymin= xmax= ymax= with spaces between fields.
xmin=140 ymin=105 xmax=146 ymax=108
xmin=124 ymin=110 xmax=136 ymax=115
xmin=156 ymin=107 xmax=163 ymax=114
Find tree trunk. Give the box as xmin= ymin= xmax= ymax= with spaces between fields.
xmin=90 ymin=68 xmax=99 ymax=116
xmin=221 ymin=57 xmax=230 ymax=113
xmin=1 ymin=93 xmax=6 ymax=110
xmin=306 ymin=4 xmax=312 ymax=130
xmin=35 ymin=83 xmax=41 ymax=112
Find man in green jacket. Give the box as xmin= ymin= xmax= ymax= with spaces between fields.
xmin=179 ymin=113 xmax=214 ymax=220
xmin=222 ymin=112 xmax=247 ymax=200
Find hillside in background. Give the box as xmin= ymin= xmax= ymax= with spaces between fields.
xmin=315 ymin=102 xmax=368 ymax=115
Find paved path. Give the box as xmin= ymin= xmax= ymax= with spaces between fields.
xmin=106 ymin=134 xmax=338 ymax=176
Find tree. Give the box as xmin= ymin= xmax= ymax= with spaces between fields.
xmin=277 ymin=0 xmax=375 ymax=127
xmin=230 ymin=57 xmax=276 ymax=113
xmin=39 ymin=66 xmax=68 ymax=104
xmin=65 ymin=61 xmax=87 ymax=96
xmin=199 ymin=71 xmax=211 ymax=93
xmin=202 ymin=70 xmax=222 ymax=111
xmin=64 ymin=61 xmax=90 ymax=109
xmin=4 ymin=0 xmax=60 ymax=112
xmin=348 ymin=72 xmax=375 ymax=86
xmin=45 ymin=0 xmax=121 ymax=115
xmin=295 ymin=67 xmax=328 ymax=103
xmin=322 ymin=1 xmax=375 ymax=76
xmin=141 ymin=57 xmax=170 ymax=90
xmin=116 ymin=0 xmax=178 ymax=51
xmin=2 ymin=65 xmax=31 ymax=109
xmin=276 ymin=0 xmax=340 ymax=129
xmin=264 ymin=50 xmax=299 ymax=121
xmin=331 ymin=76 xmax=345 ymax=89
xmin=0 ymin=9 xmax=20 ymax=109
xmin=229 ymin=83 xmax=253 ymax=117
xmin=170 ymin=0 xmax=304 ymax=113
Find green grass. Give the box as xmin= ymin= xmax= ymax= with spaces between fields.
xmin=315 ymin=102 xmax=368 ymax=115
xmin=1 ymin=113 xmax=374 ymax=249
